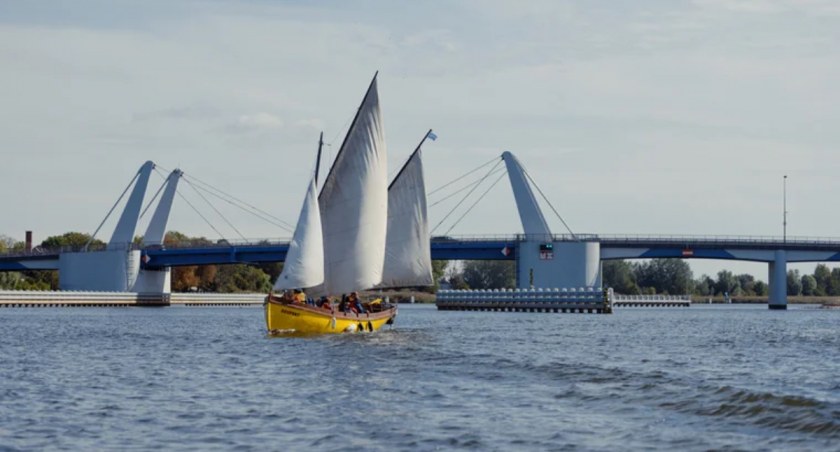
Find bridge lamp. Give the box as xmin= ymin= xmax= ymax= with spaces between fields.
xmin=783 ymin=175 xmax=788 ymax=243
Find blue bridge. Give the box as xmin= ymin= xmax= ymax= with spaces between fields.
xmin=2 ymin=154 xmax=837 ymax=310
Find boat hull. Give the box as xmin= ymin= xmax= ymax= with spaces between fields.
xmin=264 ymin=296 xmax=397 ymax=335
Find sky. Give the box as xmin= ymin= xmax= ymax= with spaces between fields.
xmin=1 ymin=0 xmax=839 ymax=279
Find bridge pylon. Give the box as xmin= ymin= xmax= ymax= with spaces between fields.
xmin=133 ymin=169 xmax=183 ymax=293
xmin=58 ymin=163 xmax=183 ymax=293
xmin=501 ymin=152 xmax=601 ymax=289
xmin=768 ymin=250 xmax=787 ymax=310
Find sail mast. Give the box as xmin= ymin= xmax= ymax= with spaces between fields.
xmin=389 ymin=129 xmax=433 ymax=190
xmin=319 ymin=71 xmax=379 ymax=199
xmin=314 ymin=131 xmax=324 ymax=185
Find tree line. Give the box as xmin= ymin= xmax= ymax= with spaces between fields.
xmin=4 ymin=233 xmax=839 ymax=296
xmin=437 ymin=259 xmax=840 ymax=297
xmin=0 ymin=231 xmax=449 ymax=293
xmin=0 ymin=231 xmax=278 ymax=292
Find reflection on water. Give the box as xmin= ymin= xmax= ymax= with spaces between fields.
xmin=0 ymin=304 xmax=838 ymax=450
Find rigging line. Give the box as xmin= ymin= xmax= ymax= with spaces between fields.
xmin=443 ymin=170 xmax=507 ymax=237
xmin=85 ymin=169 xmax=142 ymax=250
xmin=180 ymin=174 xmax=295 ymax=230
xmin=182 ymin=178 xmax=248 ymax=241
xmin=139 ymin=169 xmax=170 ymax=220
xmin=174 ymin=190 xmax=227 ymax=242
xmin=427 ymin=156 xmax=501 ymax=197
xmin=431 ymin=158 xmax=504 ymax=234
xmin=188 ymin=182 xmax=294 ymax=233
xmin=428 ymin=166 xmax=507 ymax=208
xmin=523 ymin=170 xmax=576 ymax=239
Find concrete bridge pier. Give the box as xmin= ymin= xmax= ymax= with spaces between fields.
xmin=768 ymin=250 xmax=787 ymax=310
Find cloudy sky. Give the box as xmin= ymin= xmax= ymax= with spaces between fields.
xmin=2 ymin=0 xmax=839 ymax=278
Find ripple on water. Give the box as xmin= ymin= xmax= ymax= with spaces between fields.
xmin=0 ymin=305 xmax=838 ymax=450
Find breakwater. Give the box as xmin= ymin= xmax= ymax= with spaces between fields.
xmin=435 ymin=287 xmax=612 ymax=313
xmin=0 ymin=291 xmax=264 ymax=307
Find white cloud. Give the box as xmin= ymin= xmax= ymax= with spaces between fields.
xmin=236 ymin=113 xmax=284 ymax=129
xmin=1 ymin=0 xmax=840 ymax=280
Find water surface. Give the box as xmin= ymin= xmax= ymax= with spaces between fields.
xmin=1 ymin=304 xmax=838 ymax=450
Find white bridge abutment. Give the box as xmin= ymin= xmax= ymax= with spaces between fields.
xmin=516 ymin=239 xmax=601 ymax=289
xmin=768 ymin=249 xmax=787 ymax=310
xmin=58 ymin=163 xmax=182 ymax=294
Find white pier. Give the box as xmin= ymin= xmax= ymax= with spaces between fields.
xmin=0 ymin=291 xmax=265 ymax=307
xmin=611 ymin=294 xmax=691 ymax=308
xmin=436 ymin=287 xmax=612 ymax=314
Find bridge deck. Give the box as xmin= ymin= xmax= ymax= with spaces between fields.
xmin=3 ymin=234 xmax=840 ymax=270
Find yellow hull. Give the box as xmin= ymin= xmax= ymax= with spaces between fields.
xmin=264 ymin=297 xmax=397 ymax=335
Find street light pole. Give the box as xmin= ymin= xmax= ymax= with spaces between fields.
xmin=783 ymin=175 xmax=788 ymax=243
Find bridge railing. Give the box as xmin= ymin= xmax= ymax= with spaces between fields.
xmin=596 ymin=234 xmax=840 ymax=246
xmin=148 ymin=238 xmax=292 ymax=249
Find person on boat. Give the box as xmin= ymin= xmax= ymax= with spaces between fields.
xmin=318 ymin=296 xmax=332 ymax=310
xmin=281 ymin=290 xmax=295 ymax=303
xmin=348 ymin=291 xmax=366 ymax=314
xmin=292 ymin=289 xmax=306 ymax=304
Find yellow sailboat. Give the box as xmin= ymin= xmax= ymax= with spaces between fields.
xmin=265 ymin=73 xmax=434 ymax=335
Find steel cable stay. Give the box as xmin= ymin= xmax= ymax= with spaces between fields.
xmin=442 ymin=170 xmax=508 ymax=237
xmin=181 ymin=178 xmax=248 ymax=242
xmin=523 ymin=170 xmax=576 ymax=239
xmin=428 ymin=166 xmax=507 ymax=208
xmin=184 ymin=180 xmax=294 ymax=233
xmin=85 ymin=167 xmax=144 ymax=250
xmin=427 ymin=155 xmax=501 ymax=197
xmin=173 ymin=190 xmax=228 ymax=243
xmin=154 ymin=164 xmax=295 ymax=232
xmin=138 ymin=167 xmax=171 ymax=220
xmin=181 ymin=174 xmax=295 ymax=232
xmin=431 ymin=157 xmax=505 ymax=235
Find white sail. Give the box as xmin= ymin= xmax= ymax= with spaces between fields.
xmin=381 ymin=146 xmax=433 ymax=287
xmin=274 ymin=177 xmax=324 ymax=290
xmin=317 ymin=76 xmax=388 ymax=295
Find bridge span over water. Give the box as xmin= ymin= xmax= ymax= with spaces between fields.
xmin=1 ymin=153 xmax=833 ymax=310
xmin=6 ymin=234 xmax=840 ymax=271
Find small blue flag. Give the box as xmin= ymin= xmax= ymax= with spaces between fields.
xmin=427 ymin=131 xmax=437 ymax=141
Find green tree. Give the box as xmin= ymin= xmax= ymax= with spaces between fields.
xmin=256 ymin=262 xmax=283 ymax=283
xmin=786 ymin=269 xmax=802 ymax=296
xmin=431 ymin=260 xmax=449 ymax=292
xmin=0 ymin=235 xmax=17 ymax=253
xmin=801 ymin=274 xmax=817 ymax=296
xmin=715 ymin=270 xmax=738 ymax=296
xmin=0 ymin=272 xmax=22 ymax=289
xmin=164 ymin=231 xmax=212 ymax=247
xmin=814 ymin=264 xmax=832 ymax=296
xmin=40 ymin=232 xmax=104 ymax=250
xmin=693 ymin=274 xmax=716 ymax=296
xmin=462 ymin=260 xmax=515 ymax=289
xmin=634 ymin=259 xmax=693 ymax=295
xmin=753 ymin=280 xmax=768 ymax=296
xmin=213 ymin=264 xmax=271 ymax=293
xmin=736 ymin=274 xmax=756 ymax=296
xmin=448 ymin=272 xmax=469 ymax=290
xmin=828 ymin=268 xmax=840 ymax=296
xmin=603 ymin=260 xmax=639 ymax=294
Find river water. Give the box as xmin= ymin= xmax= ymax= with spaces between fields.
xmin=0 ymin=304 xmax=838 ymax=451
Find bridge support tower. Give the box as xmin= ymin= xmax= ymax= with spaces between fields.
xmin=58 ymin=162 xmax=182 ymax=293
xmin=502 ymin=151 xmax=601 ymax=289
xmin=768 ymin=250 xmax=787 ymax=310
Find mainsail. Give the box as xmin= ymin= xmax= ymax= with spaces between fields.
xmin=380 ymin=131 xmax=434 ymax=288
xmin=317 ymin=74 xmax=388 ymax=295
xmin=274 ymin=177 xmax=324 ymax=290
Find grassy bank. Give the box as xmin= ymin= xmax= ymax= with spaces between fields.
xmin=691 ymin=295 xmax=840 ymax=306
xmin=361 ymin=290 xmax=436 ymax=304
